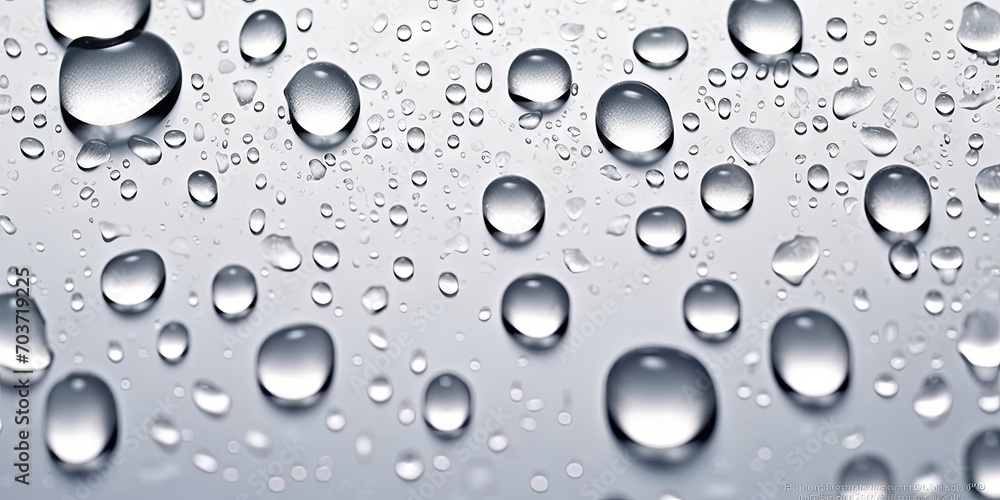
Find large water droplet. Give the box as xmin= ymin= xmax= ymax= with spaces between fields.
xmin=240 ymin=10 xmax=286 ymax=63
xmin=771 ymin=235 xmax=820 ymax=286
xmin=212 ymin=265 xmax=256 ymax=319
xmin=864 ymin=165 xmax=931 ymax=242
xmin=633 ymin=27 xmax=688 ymax=69
xmin=838 ymin=455 xmax=892 ymax=500
xmin=423 ymin=373 xmax=472 ymax=438
xmin=770 ymin=309 xmax=850 ymax=405
xmin=727 ymin=0 xmax=803 ymax=59
xmin=482 ymin=175 xmax=545 ymax=245
xmin=605 ymin=347 xmax=717 ymax=462
xmin=44 ymin=373 xmax=118 ymax=470
xmin=257 ymin=324 xmax=334 ymax=407
xmin=60 ymin=31 xmax=181 ymax=141
xmin=975 ymin=164 xmax=1000 ymax=207
xmin=284 ymin=62 xmax=360 ymax=147
xmin=595 ymin=81 xmax=674 ymax=164
xmin=1 ymin=294 xmax=52 ymax=385
xmin=683 ymin=279 xmax=740 ymax=341
xmin=501 ymin=274 xmax=569 ymax=349
xmin=635 ymin=206 xmax=686 ymax=254
xmin=100 ymin=249 xmax=165 ymax=313
xmin=700 ymin=163 xmax=754 ymax=219
xmin=45 ymin=0 xmax=150 ymax=41
xmin=957 ymin=2 xmax=1000 ymax=55
xmin=507 ymin=48 xmax=572 ymax=112
xmin=966 ymin=429 xmax=1000 ymax=498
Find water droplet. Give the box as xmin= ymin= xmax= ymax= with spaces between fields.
xmin=864 ymin=165 xmax=931 ymax=242
xmin=76 ymin=139 xmax=111 ymax=170
xmin=633 ymin=26 xmax=688 ymax=69
xmin=684 ymin=279 xmax=740 ymax=340
xmin=727 ymin=0 xmax=803 ymax=58
xmin=423 ymin=373 xmax=472 ymax=438
xmin=913 ymin=375 xmax=952 ymax=425
xmin=187 ymin=170 xmax=218 ymax=206
xmin=966 ymin=429 xmax=1000 ymax=498
xmin=192 ymin=380 xmax=231 ymax=417
xmin=770 ymin=309 xmax=850 ymax=405
xmin=507 ymin=48 xmax=571 ymax=112
xmin=929 ymin=246 xmax=963 ymax=285
xmin=482 ymin=175 xmax=545 ymax=245
xmin=838 ymin=455 xmax=892 ymax=500
xmin=858 ymin=126 xmax=898 ymax=156
xmin=101 ymin=249 xmax=165 ymax=313
xmin=958 ymin=310 xmax=1000 ymax=383
xmin=240 ymin=10 xmax=286 ymax=63
xmin=212 ymin=265 xmax=256 ymax=319
xmin=771 ymin=235 xmax=820 ymax=286
xmin=284 ymin=62 xmax=360 ymax=147
xmin=19 ymin=137 xmax=44 ymax=159
xmin=975 ymin=164 xmax=1000 ymax=206
xmin=826 ymin=17 xmax=848 ymax=40
xmin=44 ymin=373 xmax=118 ymax=470
xmin=45 ymin=0 xmax=150 ymax=41
xmin=361 ymin=285 xmax=388 ymax=314
xmin=312 ymin=241 xmax=340 ymax=270
xmin=635 ymin=206 xmax=686 ymax=254
xmin=957 ymin=2 xmax=1000 ymax=54
xmin=257 ymin=324 xmax=334 ymax=407
xmin=260 ymin=234 xmax=302 ymax=271
xmin=596 ymin=81 xmax=674 ymax=164
xmin=731 ymin=126 xmax=775 ymax=165
xmin=873 ymin=373 xmax=898 ymax=398
xmin=1 ymin=294 xmax=52 ymax=385
xmin=395 ymin=451 xmax=425 ymax=481
xmin=888 ymin=240 xmax=919 ymax=279
xmin=832 ymin=79 xmax=876 ymax=120
xmin=502 ymin=274 xmax=570 ymax=349
xmin=700 ymin=163 xmax=754 ymax=219
xmin=437 ymin=272 xmax=459 ymax=297
xmin=471 ymin=13 xmax=493 ymax=35
xmin=605 ymin=347 xmax=717 ymax=462
xmin=60 ymin=31 xmax=181 ymax=140
xmin=157 ymin=321 xmax=189 ymax=363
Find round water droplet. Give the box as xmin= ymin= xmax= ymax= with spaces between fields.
xmin=212 ymin=265 xmax=257 ymax=319
xmin=633 ymin=26 xmax=688 ymax=69
xmin=605 ymin=347 xmax=717 ymax=463
xmin=482 ymin=175 xmax=545 ymax=245
xmin=683 ymin=279 xmax=740 ymax=341
xmin=826 ymin=17 xmax=848 ymax=41
xmin=888 ymin=240 xmax=919 ymax=279
xmin=966 ymin=429 xmax=1000 ymax=498
xmin=596 ymin=81 xmax=674 ymax=164
xmin=507 ymin=48 xmax=572 ymax=112
xmin=45 ymin=0 xmax=150 ymax=41
xmin=975 ymin=164 xmax=1000 ymax=206
xmin=60 ymin=31 xmax=181 ymax=141
xmin=635 ymin=206 xmax=686 ymax=254
xmin=284 ymin=62 xmax=360 ymax=147
xmin=1 ymin=294 xmax=52 ymax=385
xmin=257 ymin=324 xmax=334 ymax=407
xmin=44 ymin=373 xmax=118 ymax=470
xmin=157 ymin=321 xmax=189 ymax=363
xmin=700 ymin=163 xmax=754 ymax=219
xmin=187 ymin=170 xmax=218 ymax=207
xmin=240 ymin=10 xmax=286 ymax=63
xmin=101 ymin=249 xmax=165 ymax=313
xmin=727 ymin=0 xmax=803 ymax=58
xmin=770 ymin=310 xmax=850 ymax=405
xmin=313 ymin=241 xmax=340 ymax=270
xmin=423 ymin=373 xmax=472 ymax=438
xmin=502 ymin=274 xmax=570 ymax=349
xmin=864 ymin=165 xmax=931 ymax=242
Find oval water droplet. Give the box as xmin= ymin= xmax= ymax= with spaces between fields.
xmin=605 ymin=346 xmax=717 ymax=462
xmin=423 ymin=373 xmax=473 ymax=438
xmin=187 ymin=170 xmax=218 ymax=207
xmin=864 ymin=165 xmax=931 ymax=242
xmin=596 ymin=81 xmax=674 ymax=164
xmin=507 ymin=48 xmax=572 ymax=112
xmin=700 ymin=163 xmax=754 ymax=219
xmin=635 ymin=206 xmax=686 ymax=254
xmin=913 ymin=375 xmax=952 ymax=425
xmin=257 ymin=324 xmax=334 ymax=407
xmin=192 ymin=380 xmax=231 ymax=417
xmin=966 ymin=429 xmax=1000 ymax=498
xmin=502 ymin=274 xmax=570 ymax=349
xmin=958 ymin=310 xmax=1000 ymax=383
xmin=770 ymin=309 xmax=850 ymax=405
xmin=727 ymin=0 xmax=803 ymax=59
xmin=632 ymin=26 xmax=688 ymax=69
xmin=832 ymin=79 xmax=876 ymax=120
xmin=957 ymin=2 xmax=1000 ymax=54
xmin=101 ymin=249 xmax=165 ymax=313
xmin=838 ymin=455 xmax=892 ymax=500
xmin=240 ymin=10 xmax=286 ymax=63
xmin=44 ymin=373 xmax=118 ymax=470
xmin=284 ymin=62 xmax=360 ymax=147
xmin=975 ymin=164 xmax=1000 ymax=207
xmin=212 ymin=265 xmax=257 ymax=319
xmin=888 ymin=240 xmax=919 ymax=279
xmin=157 ymin=321 xmax=189 ymax=363
xmin=45 ymin=0 xmax=150 ymax=41
xmin=482 ymin=175 xmax=545 ymax=245
xmin=683 ymin=279 xmax=740 ymax=341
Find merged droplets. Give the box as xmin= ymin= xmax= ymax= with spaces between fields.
xmin=44 ymin=373 xmax=118 ymax=470
xmin=60 ymin=31 xmax=181 ymax=140
xmin=423 ymin=373 xmax=473 ymax=438
xmin=700 ymin=163 xmax=754 ymax=219
xmin=187 ymin=170 xmax=218 ymax=207
xmin=726 ymin=0 xmax=803 ymax=58
xmin=284 ymin=62 xmax=360 ymax=146
xmin=1 ymin=294 xmax=52 ymax=385
xmin=605 ymin=347 xmax=717 ymax=462
xmin=212 ymin=265 xmax=257 ymax=320
xmin=507 ymin=48 xmax=572 ymax=112
xmin=501 ymin=274 xmax=570 ymax=349
xmin=157 ymin=321 xmax=189 ymax=363
xmin=632 ymin=27 xmax=688 ymax=69
xmin=771 ymin=235 xmax=820 ymax=286
xmin=683 ymin=279 xmax=740 ymax=341
xmin=100 ymin=249 xmax=166 ymax=313
xmin=770 ymin=310 xmax=850 ymax=405
xmin=635 ymin=206 xmax=686 ymax=254
xmin=596 ymin=81 xmax=674 ymax=164
xmin=482 ymin=175 xmax=545 ymax=245
xmin=256 ymin=324 xmax=335 ymax=407
xmin=240 ymin=10 xmax=286 ymax=63
xmin=45 ymin=0 xmax=150 ymax=41
xmin=864 ymin=165 xmax=931 ymax=242
xmin=260 ymin=234 xmax=302 ymax=271
xmin=966 ymin=429 xmax=1000 ymax=498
